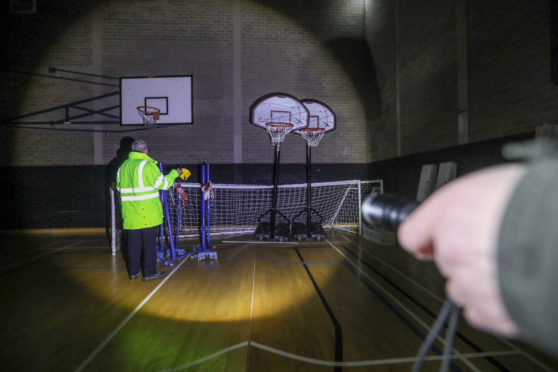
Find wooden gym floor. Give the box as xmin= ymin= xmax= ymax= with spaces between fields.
xmin=0 ymin=230 xmax=557 ymax=372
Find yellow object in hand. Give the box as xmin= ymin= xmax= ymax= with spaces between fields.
xmin=179 ymin=168 xmax=191 ymax=181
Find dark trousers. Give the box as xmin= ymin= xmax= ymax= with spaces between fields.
xmin=127 ymin=226 xmax=159 ymax=276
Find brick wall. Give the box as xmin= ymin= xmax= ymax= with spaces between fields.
xmin=365 ymin=0 xmax=557 ymax=159
xmin=3 ymin=0 xmax=557 ymax=166
xmin=3 ymin=0 xmax=558 ymax=228
xmin=365 ymin=0 xmax=397 ymax=161
xmin=468 ymin=0 xmax=558 ymax=141
xmin=1 ymin=0 xmax=370 ymax=167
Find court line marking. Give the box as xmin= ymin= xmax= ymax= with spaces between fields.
xmin=324 ymin=239 xmax=480 ymax=371
xmin=250 ymin=260 xmax=256 ymax=320
xmin=74 ymin=255 xmax=189 ymax=372
xmin=246 ymin=259 xmax=256 ymax=370
xmin=349 ymin=242 xmax=445 ymax=303
xmin=222 ymin=240 xmax=299 ymax=244
xmin=158 ymin=342 xmax=250 ymax=372
xmin=179 ymin=254 xmax=343 ymax=267
xmin=343 ymin=236 xmax=556 ymax=371
xmin=340 ymin=242 xmax=502 ymax=370
xmin=70 ymin=237 xmax=549 ymax=371
xmin=250 ymin=341 xmax=519 ymax=367
xmin=156 ymin=340 xmax=518 ymax=371
xmin=295 ymin=247 xmax=343 ymax=365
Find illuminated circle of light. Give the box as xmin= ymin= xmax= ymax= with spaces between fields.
xmin=17 ymin=0 xmax=359 ymax=322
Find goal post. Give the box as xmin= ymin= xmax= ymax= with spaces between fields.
xmin=109 ymin=179 xmax=383 ymax=252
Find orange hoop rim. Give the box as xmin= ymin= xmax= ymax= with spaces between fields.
xmin=137 ymin=105 xmax=161 ymax=115
xmin=266 ymin=122 xmax=294 ymax=129
xmin=297 ymin=127 xmax=325 ymax=133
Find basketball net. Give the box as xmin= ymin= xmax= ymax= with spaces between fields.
xmin=298 ymin=128 xmax=325 ymax=147
xmin=266 ymin=122 xmax=294 ymax=145
xmin=137 ymin=106 xmax=161 ymax=128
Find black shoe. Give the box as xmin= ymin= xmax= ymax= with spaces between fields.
xmin=129 ymin=272 xmax=140 ymax=280
xmin=142 ymin=271 xmax=166 ymax=281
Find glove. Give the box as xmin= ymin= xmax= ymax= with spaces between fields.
xmin=174 ymin=184 xmax=189 ymax=205
xmin=178 ymin=168 xmax=191 ymax=181
xmin=201 ymin=182 xmax=214 ymax=200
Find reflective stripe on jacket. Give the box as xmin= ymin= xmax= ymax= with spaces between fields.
xmin=116 ymin=151 xmax=178 ymax=230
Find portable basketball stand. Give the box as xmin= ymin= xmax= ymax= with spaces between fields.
xmin=250 ymin=93 xmax=310 ymax=242
xmin=291 ymin=132 xmax=326 ymax=240
xmin=254 ymin=155 xmax=292 ymax=242
xmin=291 ymin=100 xmax=336 ymax=241
xmin=193 ymin=163 xmax=217 ymax=261
xmin=156 ymin=162 xmax=193 ymax=266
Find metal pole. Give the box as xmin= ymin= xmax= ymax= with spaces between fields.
xmin=159 ymin=162 xmax=176 ymax=259
xmin=270 ymin=143 xmax=281 ymax=239
xmin=306 ymin=143 xmax=312 ymax=238
xmin=176 ymin=192 xmax=181 ymax=249
xmin=358 ymin=181 xmax=362 ymax=237
xmin=206 ymin=163 xmax=211 ymax=246
xmin=110 ymin=187 xmax=116 ymax=256
xmin=201 ymin=163 xmax=207 ymax=250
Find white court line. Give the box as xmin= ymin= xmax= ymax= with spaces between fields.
xmin=355 ymin=243 xmax=445 ymax=303
xmin=157 ymin=340 xmax=518 ymax=371
xmin=222 ymin=240 xmax=299 ymax=244
xmin=250 ymin=260 xmax=256 ymax=322
xmin=246 ymin=259 xmax=257 ymax=369
xmin=34 ymin=240 xmax=83 ymax=258
xmin=158 ymin=342 xmax=250 ymax=372
xmin=324 ymin=239 xmax=481 ymax=371
xmin=250 ymin=341 xmax=519 ymax=367
xmin=74 ymin=256 xmax=188 ymax=372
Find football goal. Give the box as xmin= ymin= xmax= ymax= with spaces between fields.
xmin=110 ymin=179 xmax=382 ymax=254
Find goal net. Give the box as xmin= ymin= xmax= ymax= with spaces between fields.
xmin=110 ymin=179 xmax=382 ymax=254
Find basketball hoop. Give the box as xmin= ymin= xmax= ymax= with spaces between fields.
xmin=137 ymin=106 xmax=161 ymax=128
xmin=266 ymin=122 xmax=294 ymax=145
xmin=298 ymin=128 xmax=325 ymax=147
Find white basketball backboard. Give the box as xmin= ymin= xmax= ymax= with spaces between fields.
xmin=298 ymin=99 xmax=336 ymax=132
xmin=249 ymin=93 xmax=309 ymax=131
xmin=120 ymin=75 xmax=193 ymax=125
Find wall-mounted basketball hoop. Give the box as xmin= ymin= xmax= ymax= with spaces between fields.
xmin=137 ymin=105 xmax=161 ymax=128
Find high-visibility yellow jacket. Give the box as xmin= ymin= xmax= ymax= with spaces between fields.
xmin=116 ymin=151 xmax=178 ymax=230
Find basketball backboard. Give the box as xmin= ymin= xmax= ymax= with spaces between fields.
xmin=249 ymin=93 xmax=309 ymax=131
xmin=120 ymin=75 xmax=193 ymax=125
xmin=296 ymin=99 xmax=336 ymax=133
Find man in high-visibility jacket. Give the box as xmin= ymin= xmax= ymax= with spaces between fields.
xmin=116 ymin=139 xmax=180 ymax=281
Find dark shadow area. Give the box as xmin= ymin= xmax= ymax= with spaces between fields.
xmin=256 ymin=0 xmax=382 ymax=123
xmin=323 ymin=37 xmax=382 ymax=122
xmin=367 ymin=131 xmax=535 ymax=199
xmin=0 ymin=0 xmax=109 ymax=164
xmin=104 ymin=137 xmax=135 ymax=246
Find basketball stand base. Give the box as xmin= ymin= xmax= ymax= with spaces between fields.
xmin=254 ymin=222 xmax=290 ymax=242
xmin=292 ymin=222 xmax=326 ymax=241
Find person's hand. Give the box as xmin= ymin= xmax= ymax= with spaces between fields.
xmin=176 ymin=168 xmax=182 ymax=175
xmin=397 ymin=164 xmax=526 ymax=337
